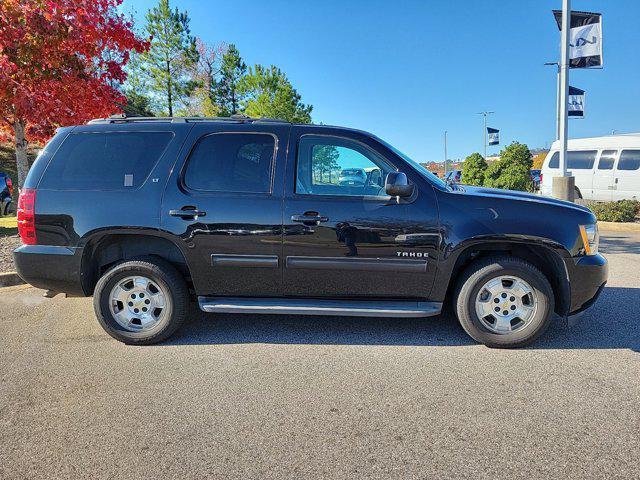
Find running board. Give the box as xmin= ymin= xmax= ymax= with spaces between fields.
xmin=197 ymin=297 xmax=442 ymax=318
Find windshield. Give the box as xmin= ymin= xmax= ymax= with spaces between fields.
xmin=377 ymin=138 xmax=449 ymax=190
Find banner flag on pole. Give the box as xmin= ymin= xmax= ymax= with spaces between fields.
xmin=568 ymin=86 xmax=585 ymax=118
xmin=487 ymin=127 xmax=499 ymax=146
xmin=552 ymin=10 xmax=603 ymax=68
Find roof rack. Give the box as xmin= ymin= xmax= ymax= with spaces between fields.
xmin=87 ymin=113 xmax=291 ymax=125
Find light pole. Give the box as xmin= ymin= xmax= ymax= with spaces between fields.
xmin=552 ymin=0 xmax=575 ymax=201
xmin=443 ymin=131 xmax=448 ymax=177
xmin=476 ymin=111 xmax=494 ymax=159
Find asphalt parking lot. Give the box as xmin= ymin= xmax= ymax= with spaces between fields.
xmin=1 ymin=232 xmax=638 ymax=479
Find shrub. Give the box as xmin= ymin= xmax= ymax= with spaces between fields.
xmin=483 ymin=142 xmax=534 ymax=192
xmin=461 ymin=153 xmax=487 ymax=186
xmin=587 ymin=200 xmax=640 ymax=222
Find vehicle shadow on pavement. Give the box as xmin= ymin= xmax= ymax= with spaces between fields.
xmin=168 ymin=287 xmax=639 ymax=351
xmin=599 ymin=236 xmax=640 ymax=255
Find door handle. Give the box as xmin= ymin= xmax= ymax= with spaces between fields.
xmin=291 ymin=213 xmax=329 ymax=225
xmin=169 ymin=208 xmax=206 ymax=219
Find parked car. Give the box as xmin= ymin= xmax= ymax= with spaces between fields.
xmin=444 ymin=170 xmax=461 ymax=183
xmin=540 ymin=134 xmax=640 ymax=201
xmin=0 ymin=171 xmax=13 ymax=216
xmin=338 ymin=168 xmax=366 ymax=186
xmin=14 ymin=115 xmax=607 ymax=347
xmin=530 ymin=169 xmax=541 ymax=190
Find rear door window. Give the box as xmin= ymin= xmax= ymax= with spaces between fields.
xmin=597 ymin=150 xmax=617 ymax=170
xmin=40 ymin=131 xmax=173 ymax=190
xmin=617 ymin=150 xmax=640 ymax=171
xmin=183 ymin=133 xmax=276 ymax=193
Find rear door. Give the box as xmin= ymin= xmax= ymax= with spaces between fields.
xmin=592 ymin=150 xmax=617 ymax=201
xmin=281 ymin=127 xmax=440 ymax=299
xmin=614 ymin=149 xmax=640 ymax=200
xmin=161 ymin=123 xmax=289 ymax=297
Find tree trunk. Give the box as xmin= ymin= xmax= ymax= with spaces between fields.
xmin=166 ymin=60 xmax=173 ymax=116
xmin=14 ymin=120 xmax=30 ymax=190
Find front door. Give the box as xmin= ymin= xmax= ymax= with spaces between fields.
xmin=161 ymin=123 xmax=289 ymax=297
xmin=282 ymin=128 xmax=440 ymax=299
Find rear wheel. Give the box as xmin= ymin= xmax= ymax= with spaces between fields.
xmin=93 ymin=257 xmax=189 ymax=345
xmin=574 ymin=187 xmax=583 ymax=200
xmin=454 ymin=256 xmax=554 ymax=348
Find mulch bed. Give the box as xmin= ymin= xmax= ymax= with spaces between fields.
xmin=0 ymin=234 xmax=21 ymax=273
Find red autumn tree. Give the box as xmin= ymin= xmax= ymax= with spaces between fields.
xmin=0 ymin=0 xmax=149 ymax=188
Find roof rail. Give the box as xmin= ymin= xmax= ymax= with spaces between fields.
xmin=87 ymin=113 xmax=291 ymax=125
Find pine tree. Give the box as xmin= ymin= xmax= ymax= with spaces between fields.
xmin=141 ymin=0 xmax=198 ymax=116
xmin=241 ymin=65 xmax=312 ymax=123
xmin=215 ymin=44 xmax=247 ymax=116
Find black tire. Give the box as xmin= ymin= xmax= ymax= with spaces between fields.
xmin=93 ymin=256 xmax=189 ymax=345
xmin=574 ymin=187 xmax=583 ymax=200
xmin=454 ymin=256 xmax=554 ymax=348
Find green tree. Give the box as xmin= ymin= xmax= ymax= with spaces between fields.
xmin=500 ymin=141 xmax=533 ymax=169
xmin=483 ymin=142 xmax=534 ymax=191
xmin=123 ymin=91 xmax=155 ymax=117
xmin=240 ymin=65 xmax=312 ymax=123
xmin=141 ymin=0 xmax=198 ymax=116
xmin=122 ymin=51 xmax=154 ymax=117
xmin=461 ymin=152 xmax=487 ymax=186
xmin=312 ymin=145 xmax=339 ymax=183
xmin=215 ymin=44 xmax=247 ymax=116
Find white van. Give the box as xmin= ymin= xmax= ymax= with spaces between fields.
xmin=540 ymin=134 xmax=640 ymax=201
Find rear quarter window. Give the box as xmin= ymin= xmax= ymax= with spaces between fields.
xmin=39 ymin=131 xmax=173 ymax=190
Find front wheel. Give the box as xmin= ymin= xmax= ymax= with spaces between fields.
xmin=93 ymin=257 xmax=189 ymax=345
xmin=454 ymin=256 xmax=554 ymax=348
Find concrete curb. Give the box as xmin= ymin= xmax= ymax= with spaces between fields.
xmin=0 ymin=271 xmax=25 ymax=288
xmin=598 ymin=221 xmax=640 ymax=232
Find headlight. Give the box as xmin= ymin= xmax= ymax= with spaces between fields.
xmin=579 ymin=224 xmax=599 ymax=255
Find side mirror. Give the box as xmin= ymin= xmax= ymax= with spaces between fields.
xmin=385 ymin=172 xmax=414 ymax=197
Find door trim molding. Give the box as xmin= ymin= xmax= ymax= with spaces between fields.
xmin=211 ymin=254 xmax=279 ymax=268
xmin=285 ymin=256 xmax=427 ymax=273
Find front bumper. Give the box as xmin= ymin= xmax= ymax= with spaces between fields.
xmin=13 ymin=244 xmax=86 ymax=296
xmin=567 ymin=253 xmax=608 ymax=314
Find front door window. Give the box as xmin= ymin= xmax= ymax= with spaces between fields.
xmin=295 ymin=136 xmax=394 ymax=197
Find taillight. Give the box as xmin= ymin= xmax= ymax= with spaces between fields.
xmin=17 ymin=188 xmax=37 ymax=245
xmin=540 ymin=173 xmax=543 ymax=184
xmin=6 ymin=177 xmax=13 ymax=196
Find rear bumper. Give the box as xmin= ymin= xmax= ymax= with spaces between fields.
xmin=567 ymin=253 xmax=608 ymax=314
xmin=13 ymin=245 xmax=86 ymax=296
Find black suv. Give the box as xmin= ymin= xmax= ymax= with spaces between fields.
xmin=13 ymin=116 xmax=607 ymax=347
xmin=0 ymin=171 xmax=13 ymax=216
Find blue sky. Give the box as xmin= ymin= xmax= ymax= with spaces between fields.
xmin=121 ymin=0 xmax=640 ymax=163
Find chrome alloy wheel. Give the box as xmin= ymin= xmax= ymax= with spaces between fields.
xmin=108 ymin=276 xmax=170 ymax=332
xmin=474 ymin=275 xmax=538 ymax=334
